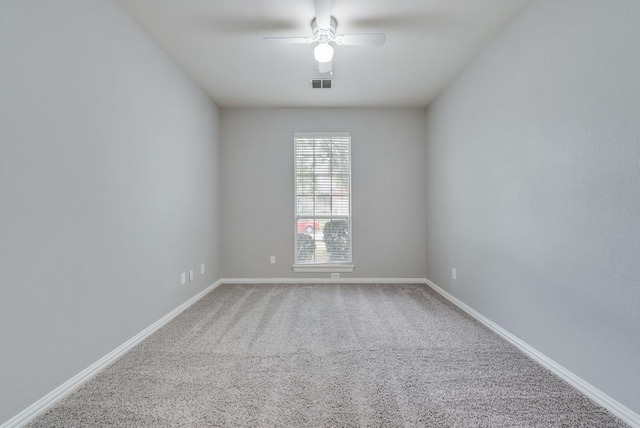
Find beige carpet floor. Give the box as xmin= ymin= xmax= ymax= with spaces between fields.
xmin=27 ymin=283 xmax=628 ymax=427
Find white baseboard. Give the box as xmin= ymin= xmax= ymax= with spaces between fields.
xmin=219 ymin=277 xmax=429 ymax=284
xmin=424 ymin=278 xmax=640 ymax=428
xmin=1 ymin=280 xmax=223 ymax=428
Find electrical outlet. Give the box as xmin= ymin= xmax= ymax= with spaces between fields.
xmin=189 ymin=270 xmax=194 ymax=281
xmin=331 ymin=273 xmax=340 ymax=279
xmin=181 ymin=273 xmax=186 ymax=285
xmin=200 ymin=264 xmax=205 ymax=275
xmin=270 ymin=256 xmax=276 ymax=264
xmin=452 ymin=268 xmax=457 ymax=280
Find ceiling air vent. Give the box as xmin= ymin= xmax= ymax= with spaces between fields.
xmin=310 ymin=79 xmax=333 ymax=89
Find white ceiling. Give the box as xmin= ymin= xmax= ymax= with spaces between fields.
xmin=116 ymin=0 xmax=530 ymax=108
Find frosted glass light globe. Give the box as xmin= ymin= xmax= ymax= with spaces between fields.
xmin=314 ymin=43 xmax=334 ymax=63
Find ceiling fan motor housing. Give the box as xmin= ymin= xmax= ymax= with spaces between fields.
xmin=312 ymin=16 xmax=337 ymax=43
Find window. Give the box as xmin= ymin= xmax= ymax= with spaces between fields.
xmin=293 ymin=132 xmax=353 ymax=272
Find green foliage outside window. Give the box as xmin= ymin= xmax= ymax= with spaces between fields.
xmin=323 ymin=220 xmax=349 ymax=261
xmin=296 ymin=233 xmax=316 ymax=262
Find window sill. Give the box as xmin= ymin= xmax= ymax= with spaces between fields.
xmin=292 ymin=264 xmax=355 ymax=273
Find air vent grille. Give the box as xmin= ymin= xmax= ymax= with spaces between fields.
xmin=310 ymin=79 xmax=333 ymax=89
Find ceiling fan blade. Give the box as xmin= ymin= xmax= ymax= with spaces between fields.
xmin=201 ymin=17 xmax=300 ymax=34
xmin=317 ymin=60 xmax=332 ymax=74
xmin=351 ymin=13 xmax=450 ymax=31
xmin=263 ymin=37 xmax=313 ymax=44
xmin=313 ymin=0 xmax=332 ymax=29
xmin=335 ymin=33 xmax=386 ymax=46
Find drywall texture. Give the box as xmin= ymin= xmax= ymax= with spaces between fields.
xmin=220 ymin=108 xmax=427 ymax=279
xmin=424 ymin=0 xmax=640 ymax=415
xmin=0 ymin=1 xmax=220 ymax=423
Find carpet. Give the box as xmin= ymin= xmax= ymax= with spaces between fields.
xmin=27 ymin=283 xmax=628 ymax=427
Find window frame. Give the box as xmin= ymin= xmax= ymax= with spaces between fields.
xmin=292 ymin=132 xmax=354 ymax=273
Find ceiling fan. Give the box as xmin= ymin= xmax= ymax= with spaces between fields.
xmin=263 ymin=0 xmax=386 ymax=74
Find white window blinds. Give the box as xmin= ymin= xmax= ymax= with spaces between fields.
xmin=294 ymin=132 xmax=352 ymax=266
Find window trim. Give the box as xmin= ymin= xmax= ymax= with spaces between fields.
xmin=292 ymin=132 xmax=354 ymax=272
xmin=292 ymin=264 xmax=355 ymax=273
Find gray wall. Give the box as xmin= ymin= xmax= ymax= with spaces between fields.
xmin=220 ymin=108 xmax=426 ymax=279
xmin=0 ymin=1 xmax=221 ymax=423
xmin=424 ymin=0 xmax=640 ymax=414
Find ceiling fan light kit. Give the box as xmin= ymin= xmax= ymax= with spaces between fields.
xmin=314 ymin=43 xmax=334 ymax=63
xmin=263 ymin=0 xmax=386 ymax=75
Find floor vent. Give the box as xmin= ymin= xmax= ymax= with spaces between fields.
xmin=310 ymin=79 xmax=333 ymax=89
